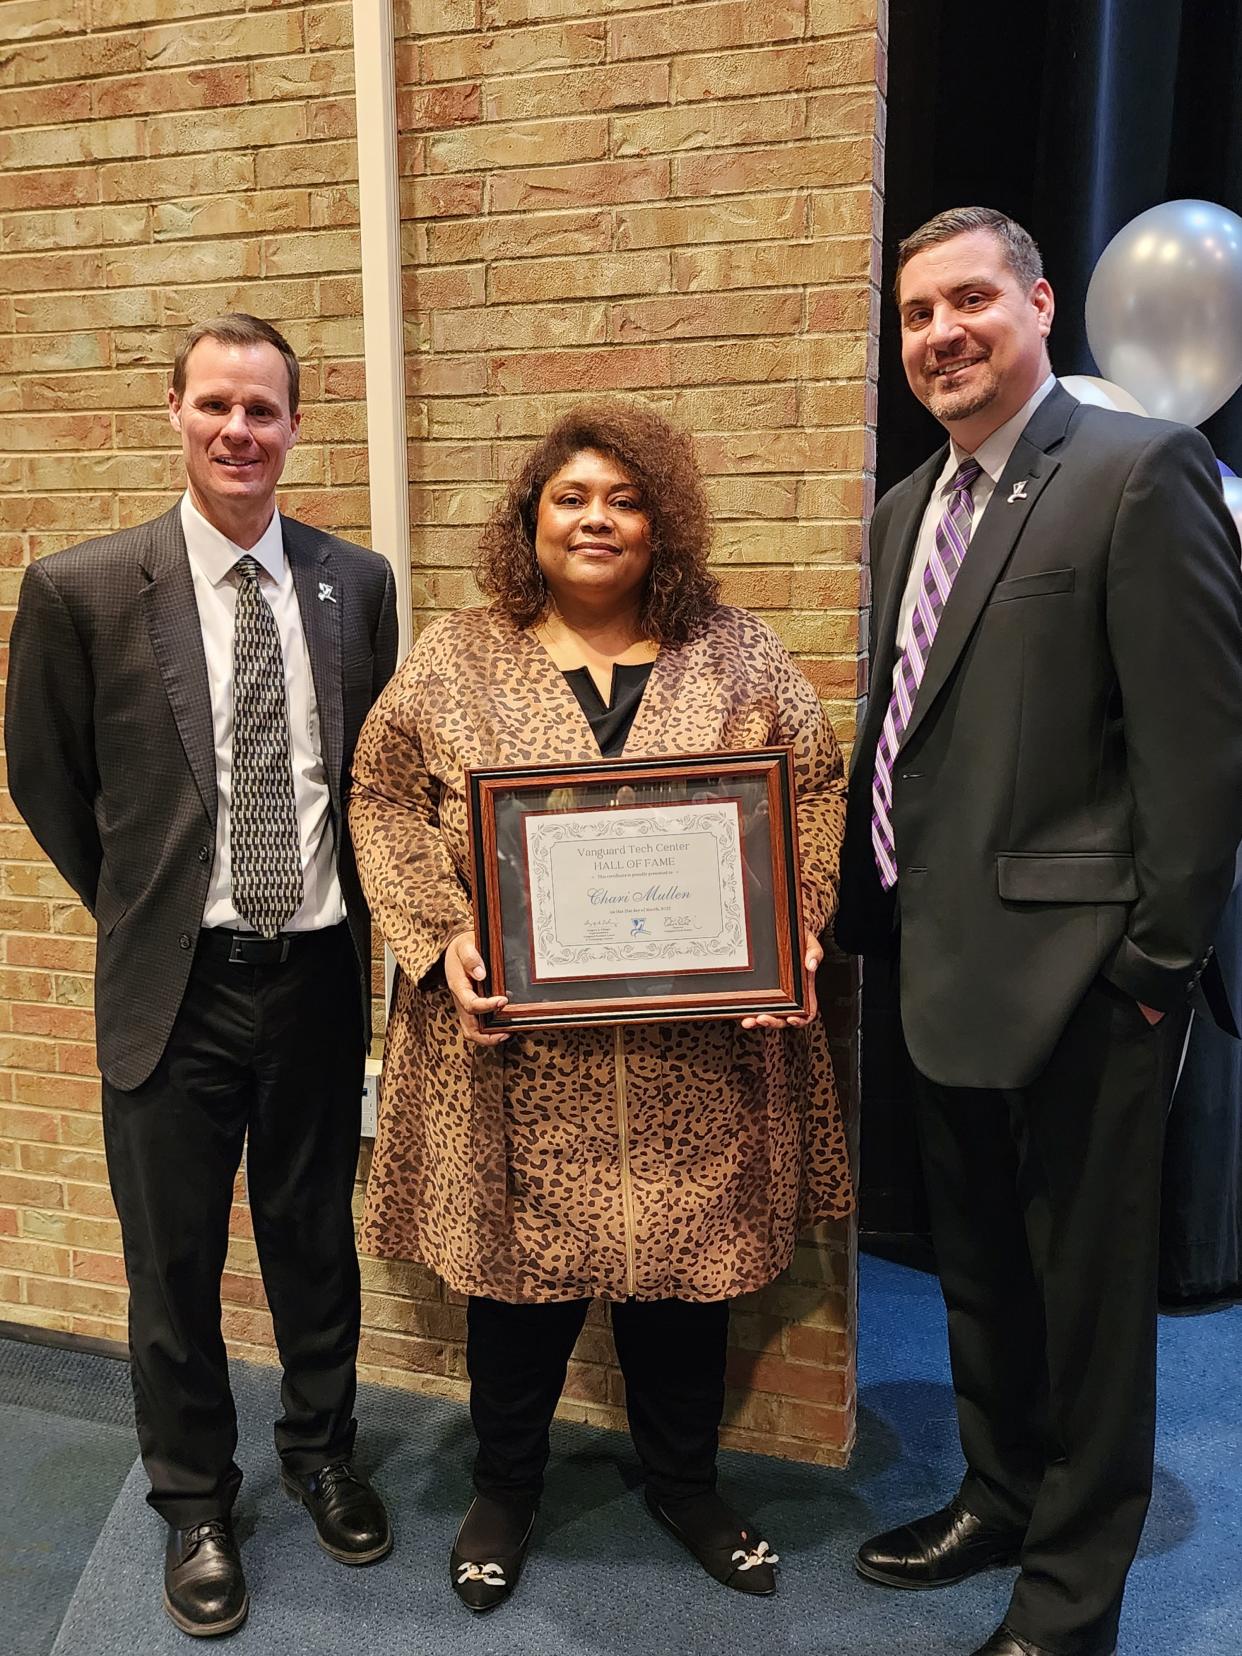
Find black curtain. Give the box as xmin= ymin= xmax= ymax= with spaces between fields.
xmin=864 ymin=0 xmax=1242 ymax=1296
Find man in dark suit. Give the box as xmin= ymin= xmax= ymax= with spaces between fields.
xmin=836 ymin=208 xmax=1242 ymax=1656
xmin=5 ymin=315 xmax=398 ymax=1637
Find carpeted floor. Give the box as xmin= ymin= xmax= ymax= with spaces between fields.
xmin=7 ymin=1255 xmax=1239 ymax=1655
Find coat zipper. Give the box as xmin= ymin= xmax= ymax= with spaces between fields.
xmin=613 ymin=1026 xmax=637 ymax=1297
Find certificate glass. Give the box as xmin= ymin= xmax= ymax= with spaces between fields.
xmin=466 ymin=749 xmax=806 ymax=1028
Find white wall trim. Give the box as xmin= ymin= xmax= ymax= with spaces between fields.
xmin=351 ymin=0 xmax=412 ymax=662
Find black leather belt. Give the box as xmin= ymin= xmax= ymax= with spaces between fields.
xmin=199 ymin=927 xmax=340 ymax=965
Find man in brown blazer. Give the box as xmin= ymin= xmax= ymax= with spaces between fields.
xmin=5 ymin=315 xmax=398 ymax=1637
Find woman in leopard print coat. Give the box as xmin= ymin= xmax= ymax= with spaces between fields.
xmin=350 ymin=402 xmax=852 ymax=1611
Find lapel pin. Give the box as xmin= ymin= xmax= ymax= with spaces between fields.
xmin=318 ymin=581 xmax=337 ymax=603
xmin=1007 ymin=481 xmax=1029 ymax=504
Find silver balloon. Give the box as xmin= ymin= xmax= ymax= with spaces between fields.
xmin=1085 ymin=200 xmax=1242 ymax=427
xmin=1059 ymin=374 xmax=1148 ymax=415
xmin=1222 ymin=476 xmax=1242 ymax=554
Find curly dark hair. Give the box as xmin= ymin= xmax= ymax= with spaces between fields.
xmin=476 ymin=400 xmax=719 ymax=644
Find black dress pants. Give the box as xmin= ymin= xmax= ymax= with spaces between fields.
xmin=466 ymin=1296 xmax=730 ymax=1502
xmin=912 ymin=976 xmax=1187 ymax=1656
xmin=100 ymin=925 xmax=364 ymax=1529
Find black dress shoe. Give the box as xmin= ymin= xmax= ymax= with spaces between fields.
xmin=856 ymin=1496 xmax=1023 ymax=1589
xmin=163 ymin=1519 xmax=248 ymax=1638
xmin=449 ymin=1495 xmax=536 ymax=1613
xmin=645 ymin=1490 xmax=779 ymax=1596
xmin=281 ymin=1460 xmax=392 ymax=1564
xmin=971 ymin=1624 xmax=1117 ymax=1656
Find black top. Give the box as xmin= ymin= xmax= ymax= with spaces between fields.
xmin=563 ymin=661 xmax=654 ymax=757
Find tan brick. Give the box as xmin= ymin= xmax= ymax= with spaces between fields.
xmin=253 ymin=48 xmax=354 ymax=102
xmin=425 ymin=208 xmax=611 ymax=264
xmin=0 ymin=78 xmax=91 ymax=129
xmin=159 ymin=277 xmax=319 ymax=327
xmin=70 ymin=1250 xmax=127 ymax=1286
xmin=94 ymin=62 xmax=249 ymax=119
xmin=11 ymin=1003 xmax=95 ymax=1040
xmin=142 ymin=11 xmax=303 ymax=69
xmin=613 ymin=96 xmax=807 ymax=159
xmin=0 ymin=0 xmax=86 ymax=43
xmin=428 ymin=116 xmax=607 ymax=173
xmin=0 ymin=1169 xmax=63 ymax=1207
xmin=0 ymin=118 xmax=144 ymax=171
xmin=256 ymin=139 xmax=357 ymax=190
xmin=488 ymin=345 xmax=671 ymax=395
xmin=482 ymin=0 xmax=651 ymax=20
xmin=24 ymin=1274 xmax=126 ymax=1318
xmin=809 ymin=0 xmax=880 ymax=34
xmin=152 ymin=190 xmax=310 ymax=242
xmin=489 ymin=156 xmax=667 ymax=215
xmin=672 ymin=36 xmax=878 ymax=101
xmin=0 ymin=248 xmax=105 ymax=295
xmin=807 ymin=86 xmax=881 ymax=137
xmin=0 ymin=1234 xmax=70 ymax=1275
xmin=101 ymin=152 xmax=255 ymax=204
xmin=613 ymin=290 xmax=802 ymax=344
xmin=0 ymin=412 xmax=111 ymax=451
xmin=397 ymin=83 xmax=481 ymax=134
xmin=430 ymin=302 xmax=607 ymax=354
xmin=0 ymin=332 xmax=109 ymax=374
xmin=0 ymin=204 xmax=149 ymax=253
xmin=104 ymin=240 xmax=262 ymax=289
xmin=484 ymin=60 xmax=667 ymax=122
xmin=675 ymin=137 xmax=873 ymax=198
xmin=0 ymin=168 xmax=99 ymax=212
xmin=488 ymin=251 xmax=668 ymax=305
xmin=611 ymin=0 xmax=805 ymax=60
xmin=616 ymin=193 xmax=804 ymax=253
xmin=398 ymin=0 xmax=478 ymax=30
xmin=262 ymin=229 xmax=360 ymax=277
xmin=147 ymin=101 xmax=307 ymax=159
xmin=674 ymin=237 xmax=870 ymax=292
xmin=0 ymin=32 xmax=142 ymax=88
xmin=306 ymin=2 xmax=353 ymax=50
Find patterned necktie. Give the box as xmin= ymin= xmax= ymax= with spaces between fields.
xmin=230 ymin=556 xmax=303 ymax=937
xmin=872 ymin=458 xmax=983 ymax=890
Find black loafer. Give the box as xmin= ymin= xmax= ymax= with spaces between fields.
xmin=163 ymin=1518 xmax=248 ymax=1638
xmin=646 ymin=1490 xmax=779 ymax=1596
xmin=449 ymin=1496 xmax=536 ymax=1613
xmin=971 ymin=1625 xmax=1116 ymax=1656
xmin=856 ymin=1496 xmax=1023 ymax=1589
xmin=281 ymin=1460 xmax=392 ymax=1564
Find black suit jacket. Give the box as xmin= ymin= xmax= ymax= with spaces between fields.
xmin=4 ymin=503 xmax=398 ymax=1091
xmin=836 ymin=385 xmax=1242 ymax=1088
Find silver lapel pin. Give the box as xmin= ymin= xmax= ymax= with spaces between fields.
xmin=318 ymin=581 xmax=337 ymax=603
xmin=1007 ymin=481 xmax=1029 ymax=505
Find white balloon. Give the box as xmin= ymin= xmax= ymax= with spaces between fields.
xmin=1221 ymin=476 xmax=1242 ymax=555
xmin=1085 ymin=199 xmax=1242 ymax=427
xmin=1059 ymin=374 xmax=1148 ymax=415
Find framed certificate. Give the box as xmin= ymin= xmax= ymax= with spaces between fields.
xmin=465 ymin=748 xmax=806 ymax=1028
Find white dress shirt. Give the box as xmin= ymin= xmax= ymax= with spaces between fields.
xmin=893 ymin=373 xmax=1057 ymax=659
xmin=181 ymin=492 xmax=345 ymax=932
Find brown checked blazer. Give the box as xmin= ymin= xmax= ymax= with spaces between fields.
xmin=5 ymin=503 xmax=398 ymax=1091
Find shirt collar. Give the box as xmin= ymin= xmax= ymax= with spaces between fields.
xmin=939 ymin=372 xmax=1058 ymax=491
xmin=180 ymin=491 xmax=285 ymax=588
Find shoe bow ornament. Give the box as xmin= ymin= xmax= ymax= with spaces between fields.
xmin=456 ymin=1561 xmax=507 ymax=1586
xmin=732 ymin=1539 xmax=778 ymax=1571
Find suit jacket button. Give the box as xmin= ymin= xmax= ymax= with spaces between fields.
xmin=198 ymin=845 xmax=210 ymax=863
xmin=179 ymin=933 xmax=193 ymax=949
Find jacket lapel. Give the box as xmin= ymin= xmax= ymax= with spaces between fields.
xmin=284 ymin=517 xmax=344 ymax=820
xmin=898 ymin=384 xmax=1076 ymax=755
xmin=138 ymin=504 xmax=216 ymax=825
xmin=857 ymin=450 xmax=944 ymax=759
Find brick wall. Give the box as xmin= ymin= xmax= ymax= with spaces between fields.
xmin=0 ymin=0 xmax=885 ymax=1469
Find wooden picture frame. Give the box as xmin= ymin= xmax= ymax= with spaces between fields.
xmin=465 ymin=748 xmax=806 ymax=1029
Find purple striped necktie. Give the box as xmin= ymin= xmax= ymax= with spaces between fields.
xmin=872 ymin=457 xmax=983 ymax=890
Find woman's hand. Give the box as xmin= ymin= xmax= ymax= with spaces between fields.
xmin=444 ymin=929 xmax=510 ymax=1046
xmin=740 ymin=932 xmax=823 ymax=1031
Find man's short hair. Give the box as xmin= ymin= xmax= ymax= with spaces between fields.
xmin=894 ymin=207 xmax=1044 ymax=303
xmin=171 ymin=314 xmax=301 ymax=413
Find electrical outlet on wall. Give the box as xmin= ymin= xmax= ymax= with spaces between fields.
xmin=361 ymin=1058 xmax=381 ymax=1139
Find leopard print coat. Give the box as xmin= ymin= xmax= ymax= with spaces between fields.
xmin=350 ymin=604 xmax=853 ymax=1303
